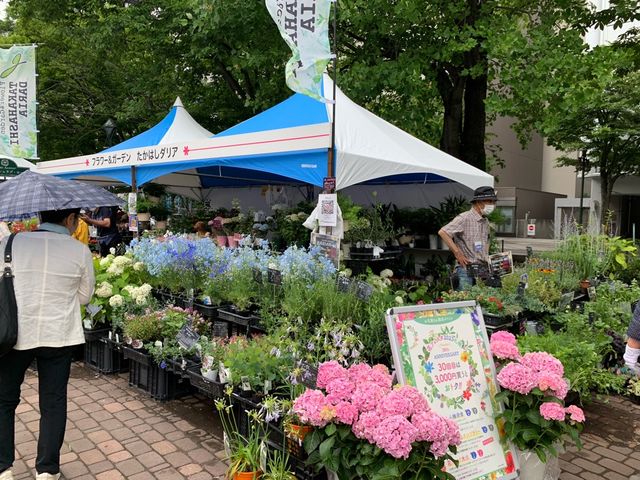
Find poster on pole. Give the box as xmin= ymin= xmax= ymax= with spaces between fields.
xmin=0 ymin=46 xmax=38 ymax=159
xmin=310 ymin=231 xmax=340 ymax=268
xmin=317 ymin=193 xmax=337 ymax=226
xmin=265 ymin=0 xmax=334 ymax=102
xmin=386 ymin=301 xmax=518 ymax=480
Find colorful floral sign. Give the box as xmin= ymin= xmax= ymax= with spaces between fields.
xmin=386 ymin=301 xmax=518 ymax=480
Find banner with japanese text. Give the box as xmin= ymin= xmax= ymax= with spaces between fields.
xmin=0 ymin=46 xmax=37 ymax=159
xmin=265 ymin=0 xmax=333 ymax=102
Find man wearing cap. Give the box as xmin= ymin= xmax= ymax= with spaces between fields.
xmin=438 ymin=186 xmax=497 ymax=290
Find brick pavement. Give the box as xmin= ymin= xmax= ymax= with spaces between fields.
xmin=9 ymin=363 xmax=640 ymax=479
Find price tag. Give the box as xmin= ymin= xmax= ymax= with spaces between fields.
xmin=176 ymin=324 xmax=200 ymax=350
xmin=241 ymin=376 xmax=252 ymax=392
xmin=267 ymin=268 xmax=282 ymax=285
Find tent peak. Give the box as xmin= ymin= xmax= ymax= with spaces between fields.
xmin=173 ymin=97 xmax=184 ymax=108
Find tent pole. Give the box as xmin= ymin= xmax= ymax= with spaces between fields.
xmin=327 ymin=0 xmax=338 ymax=191
xmin=131 ymin=166 xmax=139 ymax=239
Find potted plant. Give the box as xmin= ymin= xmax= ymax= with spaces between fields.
xmin=262 ymin=449 xmax=296 ymax=480
xmin=198 ymin=336 xmax=226 ymax=381
xmin=150 ymin=203 xmax=170 ymax=230
xmin=627 ymin=377 xmax=640 ymax=405
xmin=215 ymin=397 xmax=264 ymax=479
xmin=489 ymin=332 xmax=585 ymax=480
xmin=136 ymin=197 xmax=153 ymax=222
xmin=294 ymin=361 xmax=460 ymax=480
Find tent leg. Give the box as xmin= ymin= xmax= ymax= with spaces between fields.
xmin=131 ymin=166 xmax=139 ymax=240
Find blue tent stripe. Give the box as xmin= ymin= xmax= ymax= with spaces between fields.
xmin=103 ymin=107 xmax=177 ymax=152
xmin=215 ymin=94 xmax=328 ymax=137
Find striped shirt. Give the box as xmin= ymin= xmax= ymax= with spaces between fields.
xmin=441 ymin=208 xmax=489 ymax=264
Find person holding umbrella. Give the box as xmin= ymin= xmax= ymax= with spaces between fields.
xmin=0 ymin=171 xmax=122 ymax=480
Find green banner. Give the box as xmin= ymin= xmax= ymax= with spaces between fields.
xmin=265 ymin=0 xmax=333 ymax=102
xmin=0 ymin=158 xmax=27 ymax=177
xmin=0 ymin=46 xmax=38 ymax=159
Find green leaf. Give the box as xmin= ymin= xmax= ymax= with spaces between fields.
xmin=325 ymin=423 xmax=337 ymax=436
xmin=304 ymin=429 xmax=322 ymax=453
xmin=319 ymin=436 xmax=336 ymax=460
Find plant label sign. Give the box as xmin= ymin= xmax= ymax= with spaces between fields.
xmin=176 ymin=324 xmax=200 ymax=350
xmin=355 ymin=280 xmax=374 ymax=302
xmin=336 ymin=275 xmax=352 ymax=293
xmin=311 ymin=232 xmax=340 ymax=268
xmin=252 ymin=267 xmax=263 ymax=284
xmin=267 ymin=268 xmax=282 ymax=285
xmin=386 ymin=301 xmax=518 ymax=480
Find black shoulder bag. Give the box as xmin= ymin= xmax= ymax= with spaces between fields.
xmin=0 ymin=233 xmax=18 ymax=357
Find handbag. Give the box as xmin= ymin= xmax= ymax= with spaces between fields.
xmin=0 ymin=233 xmax=18 ymax=357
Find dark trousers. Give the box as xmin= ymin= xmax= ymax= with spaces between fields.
xmin=0 ymin=346 xmax=74 ymax=475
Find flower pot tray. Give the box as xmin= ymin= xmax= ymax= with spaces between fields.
xmin=186 ymin=366 xmax=225 ymax=398
xmin=482 ymin=312 xmax=512 ymax=327
xmin=83 ymin=327 xmax=110 ymax=342
xmin=165 ymin=357 xmax=199 ymax=379
xmin=194 ymin=303 xmax=220 ymax=320
xmin=217 ymin=307 xmax=260 ymax=327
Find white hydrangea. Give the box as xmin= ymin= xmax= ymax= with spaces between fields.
xmin=133 ymin=262 xmax=144 ymax=271
xmin=121 ymin=285 xmax=134 ymax=295
xmin=380 ymin=269 xmax=394 ymax=279
xmin=109 ymin=294 xmax=124 ymax=308
xmin=395 ymin=296 xmax=404 ymax=305
xmin=139 ymin=284 xmax=152 ymax=295
xmin=95 ymin=282 xmax=113 ymax=298
xmin=106 ymin=263 xmax=124 ymax=276
xmin=99 ymin=257 xmax=112 ymax=268
xmin=112 ymin=255 xmax=132 ymax=267
xmin=109 ymin=247 xmax=116 ymax=255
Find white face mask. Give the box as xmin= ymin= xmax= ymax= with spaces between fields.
xmin=481 ymin=204 xmax=495 ymax=216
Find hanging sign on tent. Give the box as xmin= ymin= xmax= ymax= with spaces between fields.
xmin=265 ymin=0 xmax=334 ymax=102
xmin=385 ymin=301 xmax=518 ymax=480
xmin=0 ymin=46 xmax=38 ymax=159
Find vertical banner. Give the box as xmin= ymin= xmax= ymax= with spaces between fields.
xmin=386 ymin=301 xmax=518 ymax=480
xmin=0 ymin=46 xmax=37 ymax=159
xmin=265 ymin=0 xmax=333 ymax=102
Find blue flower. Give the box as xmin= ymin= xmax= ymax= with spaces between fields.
xmin=424 ymin=361 xmax=434 ymax=373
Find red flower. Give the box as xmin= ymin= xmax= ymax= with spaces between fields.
xmin=505 ymin=452 xmax=515 ymax=473
xmin=463 ymin=390 xmax=472 ymax=401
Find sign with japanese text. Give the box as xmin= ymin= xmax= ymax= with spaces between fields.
xmin=386 ymin=301 xmax=518 ymax=480
xmin=0 ymin=46 xmax=37 ymax=159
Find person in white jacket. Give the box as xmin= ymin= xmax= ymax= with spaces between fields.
xmin=0 ymin=208 xmax=95 ymax=480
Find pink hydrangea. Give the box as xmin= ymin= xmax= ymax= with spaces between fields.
xmin=351 ymin=381 xmax=387 ymax=413
xmin=325 ymin=377 xmax=355 ymax=401
xmin=537 ymin=372 xmax=569 ymax=400
xmin=539 ymin=402 xmax=566 ymax=421
xmin=334 ymin=401 xmax=359 ymax=426
xmin=348 ymin=363 xmax=372 ymax=382
xmin=490 ymin=340 xmax=521 ymax=360
xmin=376 ymin=390 xmax=414 ymax=418
xmin=430 ymin=440 xmax=451 ymax=458
xmin=411 ymin=410 xmax=448 ymax=443
xmin=497 ymin=362 xmax=538 ymax=394
xmin=490 ymin=331 xmax=517 ymax=346
xmin=565 ymin=405 xmax=586 ymax=423
xmin=316 ymin=361 xmax=348 ymax=389
xmin=293 ymin=389 xmax=332 ymax=427
xmin=371 ymin=415 xmax=418 ymax=459
xmin=520 ymin=352 xmax=564 ymax=377
xmin=395 ymin=385 xmax=429 ymax=415
xmin=369 ymin=364 xmax=393 ymax=388
xmin=444 ymin=418 xmax=462 ymax=446
xmin=353 ymin=410 xmax=380 ymax=442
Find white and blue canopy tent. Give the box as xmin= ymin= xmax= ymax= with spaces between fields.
xmin=37 ymin=78 xmax=493 ymax=208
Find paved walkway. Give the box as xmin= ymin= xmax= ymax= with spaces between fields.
xmin=9 ymin=363 xmax=640 ymax=479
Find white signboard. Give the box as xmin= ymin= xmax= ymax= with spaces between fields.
xmin=386 ymin=301 xmax=518 ymax=480
xmin=317 ymin=193 xmax=337 ymax=227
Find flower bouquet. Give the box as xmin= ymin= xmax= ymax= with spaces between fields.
xmin=293 ymin=361 xmax=460 ymax=480
xmin=489 ymin=332 xmax=585 ymax=479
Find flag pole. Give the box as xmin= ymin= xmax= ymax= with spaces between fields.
xmin=327 ymin=0 xmax=338 ymax=190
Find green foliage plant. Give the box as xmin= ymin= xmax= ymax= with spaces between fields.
xmin=261 ymin=448 xmax=296 ymax=480
xmin=123 ymin=310 xmax=163 ymax=342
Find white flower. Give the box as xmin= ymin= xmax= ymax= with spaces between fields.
xmin=395 ymin=296 xmax=404 ymax=305
xmin=109 ymin=247 xmax=116 ymax=255
xmin=99 ymin=257 xmax=111 ymax=268
xmin=112 ymin=255 xmax=132 ymax=267
xmin=106 ymin=263 xmax=124 ymax=276
xmin=380 ymin=269 xmax=394 ymax=279
xmin=140 ymin=284 xmax=152 ymax=295
xmin=339 ymin=268 xmax=352 ymax=278
xmin=133 ymin=262 xmax=144 ymax=271
xmin=95 ymin=282 xmax=113 ymax=298
xmin=135 ymin=296 xmax=147 ymax=305
xmin=109 ymin=294 xmax=124 ymax=307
